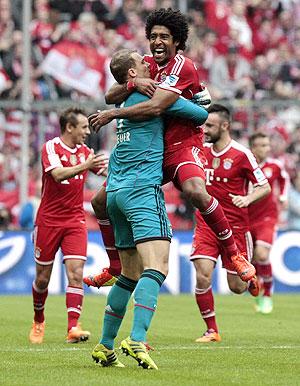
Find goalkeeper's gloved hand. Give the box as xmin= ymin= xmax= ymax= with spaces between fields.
xmin=192 ymin=84 xmax=211 ymax=109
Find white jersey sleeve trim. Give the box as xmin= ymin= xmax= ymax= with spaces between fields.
xmin=157 ymin=84 xmax=182 ymax=94
xmin=45 ymin=139 xmax=62 ymax=171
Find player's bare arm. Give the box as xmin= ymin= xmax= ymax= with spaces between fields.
xmin=105 ymin=78 xmax=157 ymax=104
xmin=51 ymin=151 xmax=108 ymax=182
xmin=229 ymin=182 xmax=271 ymax=208
xmin=90 ymin=88 xmax=178 ymax=132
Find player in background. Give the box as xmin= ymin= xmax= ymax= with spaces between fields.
xmin=190 ymin=104 xmax=271 ymax=342
xmin=29 ymin=108 xmax=108 ymax=344
xmin=249 ymin=132 xmax=289 ymax=314
xmin=91 ymin=49 xmax=208 ymax=369
xmin=87 ymin=8 xmax=256 ymax=288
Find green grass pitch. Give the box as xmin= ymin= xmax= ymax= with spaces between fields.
xmin=1 ymin=294 xmax=300 ymax=386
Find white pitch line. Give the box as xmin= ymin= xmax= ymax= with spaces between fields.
xmin=2 ymin=345 xmax=300 ymax=353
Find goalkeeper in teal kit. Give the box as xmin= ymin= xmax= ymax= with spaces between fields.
xmin=91 ymin=49 xmax=208 ymax=370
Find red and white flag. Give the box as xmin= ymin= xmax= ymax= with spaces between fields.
xmin=42 ymin=40 xmax=107 ymax=97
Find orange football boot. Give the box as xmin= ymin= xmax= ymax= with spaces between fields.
xmin=231 ymin=252 xmax=256 ymax=282
xmin=29 ymin=321 xmax=45 ymax=344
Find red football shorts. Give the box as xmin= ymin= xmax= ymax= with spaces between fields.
xmin=250 ymin=218 xmax=277 ymax=248
xmin=33 ymin=225 xmax=87 ymax=265
xmin=163 ymin=145 xmax=206 ymax=190
xmin=190 ymin=225 xmax=253 ymax=274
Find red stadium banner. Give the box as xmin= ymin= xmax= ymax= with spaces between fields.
xmin=42 ymin=40 xmax=106 ymax=97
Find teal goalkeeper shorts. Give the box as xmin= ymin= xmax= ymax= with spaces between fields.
xmin=107 ymin=185 xmax=172 ymax=249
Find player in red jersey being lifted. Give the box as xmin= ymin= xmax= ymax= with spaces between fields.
xmin=86 ymin=8 xmax=257 ymax=288
xmin=29 ymin=108 xmax=108 ymax=344
xmin=249 ymin=132 xmax=289 ymax=314
xmin=190 ymin=104 xmax=271 ymax=343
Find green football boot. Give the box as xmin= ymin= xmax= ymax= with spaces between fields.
xmin=260 ymin=296 xmax=273 ymax=314
xmin=119 ymin=336 xmax=158 ymax=370
xmin=92 ymin=343 xmax=125 ymax=367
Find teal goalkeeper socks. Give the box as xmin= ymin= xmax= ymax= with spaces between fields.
xmin=131 ymin=269 xmax=166 ymax=342
xmin=100 ymin=275 xmax=137 ymax=349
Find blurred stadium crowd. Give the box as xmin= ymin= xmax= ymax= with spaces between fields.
xmin=0 ymin=0 xmax=300 ymax=230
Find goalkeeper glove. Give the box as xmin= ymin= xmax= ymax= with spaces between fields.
xmin=192 ymin=84 xmax=211 ymax=109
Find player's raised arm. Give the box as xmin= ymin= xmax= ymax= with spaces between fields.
xmin=165 ymin=96 xmax=208 ymax=125
xmin=105 ymin=78 xmax=157 ymax=104
xmin=90 ymin=87 xmax=178 ymax=132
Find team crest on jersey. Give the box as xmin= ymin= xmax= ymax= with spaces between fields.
xmin=70 ymin=154 xmax=77 ymax=166
xmin=263 ymin=167 xmax=273 ymax=178
xmin=35 ymin=247 xmax=41 ymax=259
xmin=223 ymin=158 xmax=233 ymax=170
xmin=160 ymin=71 xmax=167 ymax=82
xmin=212 ymin=158 xmax=220 ymax=169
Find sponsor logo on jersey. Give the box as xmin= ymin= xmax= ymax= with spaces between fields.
xmin=212 ymin=157 xmax=220 ymax=169
xmin=223 ymin=158 xmax=233 ymax=170
xmin=164 ymin=74 xmax=179 ymax=87
xmin=205 ymin=168 xmax=214 ymax=185
xmin=70 ymin=154 xmax=77 ymax=166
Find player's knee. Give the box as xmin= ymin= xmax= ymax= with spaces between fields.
xmin=229 ymin=281 xmax=247 ymax=294
xmin=183 ymin=182 xmax=211 ymax=211
xmin=196 ymin=271 xmax=211 ymax=288
xmin=35 ymin=276 xmax=49 ymax=290
xmin=67 ymin=267 xmax=83 ymax=286
xmin=254 ymin=246 xmax=270 ymax=263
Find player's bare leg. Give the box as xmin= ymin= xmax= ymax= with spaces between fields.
xmin=65 ymin=259 xmax=90 ymax=343
xmin=84 ymin=186 xmax=121 ymax=288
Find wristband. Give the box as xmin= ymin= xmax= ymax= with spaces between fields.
xmin=126 ymin=81 xmax=136 ymax=92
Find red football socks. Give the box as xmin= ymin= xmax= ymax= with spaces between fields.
xmin=195 ymin=286 xmax=218 ymax=332
xmin=97 ymin=219 xmax=122 ymax=276
xmin=200 ymin=197 xmax=238 ymax=256
xmin=66 ymin=286 xmax=83 ymax=331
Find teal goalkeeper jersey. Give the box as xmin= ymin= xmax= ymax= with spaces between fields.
xmin=106 ymin=92 xmax=164 ymax=191
xmin=106 ymin=91 xmax=208 ymax=191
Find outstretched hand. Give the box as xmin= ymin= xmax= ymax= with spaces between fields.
xmin=85 ymin=149 xmax=109 ymax=175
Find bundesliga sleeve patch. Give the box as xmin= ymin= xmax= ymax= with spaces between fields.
xmin=162 ymin=74 xmax=179 ymax=87
xmin=253 ymin=168 xmax=266 ymax=183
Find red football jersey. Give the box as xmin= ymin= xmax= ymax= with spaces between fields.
xmin=144 ymin=54 xmax=203 ymax=151
xmin=35 ymin=137 xmax=92 ymax=227
xmin=196 ymin=140 xmax=268 ymax=230
xmin=248 ymin=158 xmax=289 ymax=222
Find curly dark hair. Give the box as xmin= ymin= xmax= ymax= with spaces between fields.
xmin=145 ymin=8 xmax=189 ymax=51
